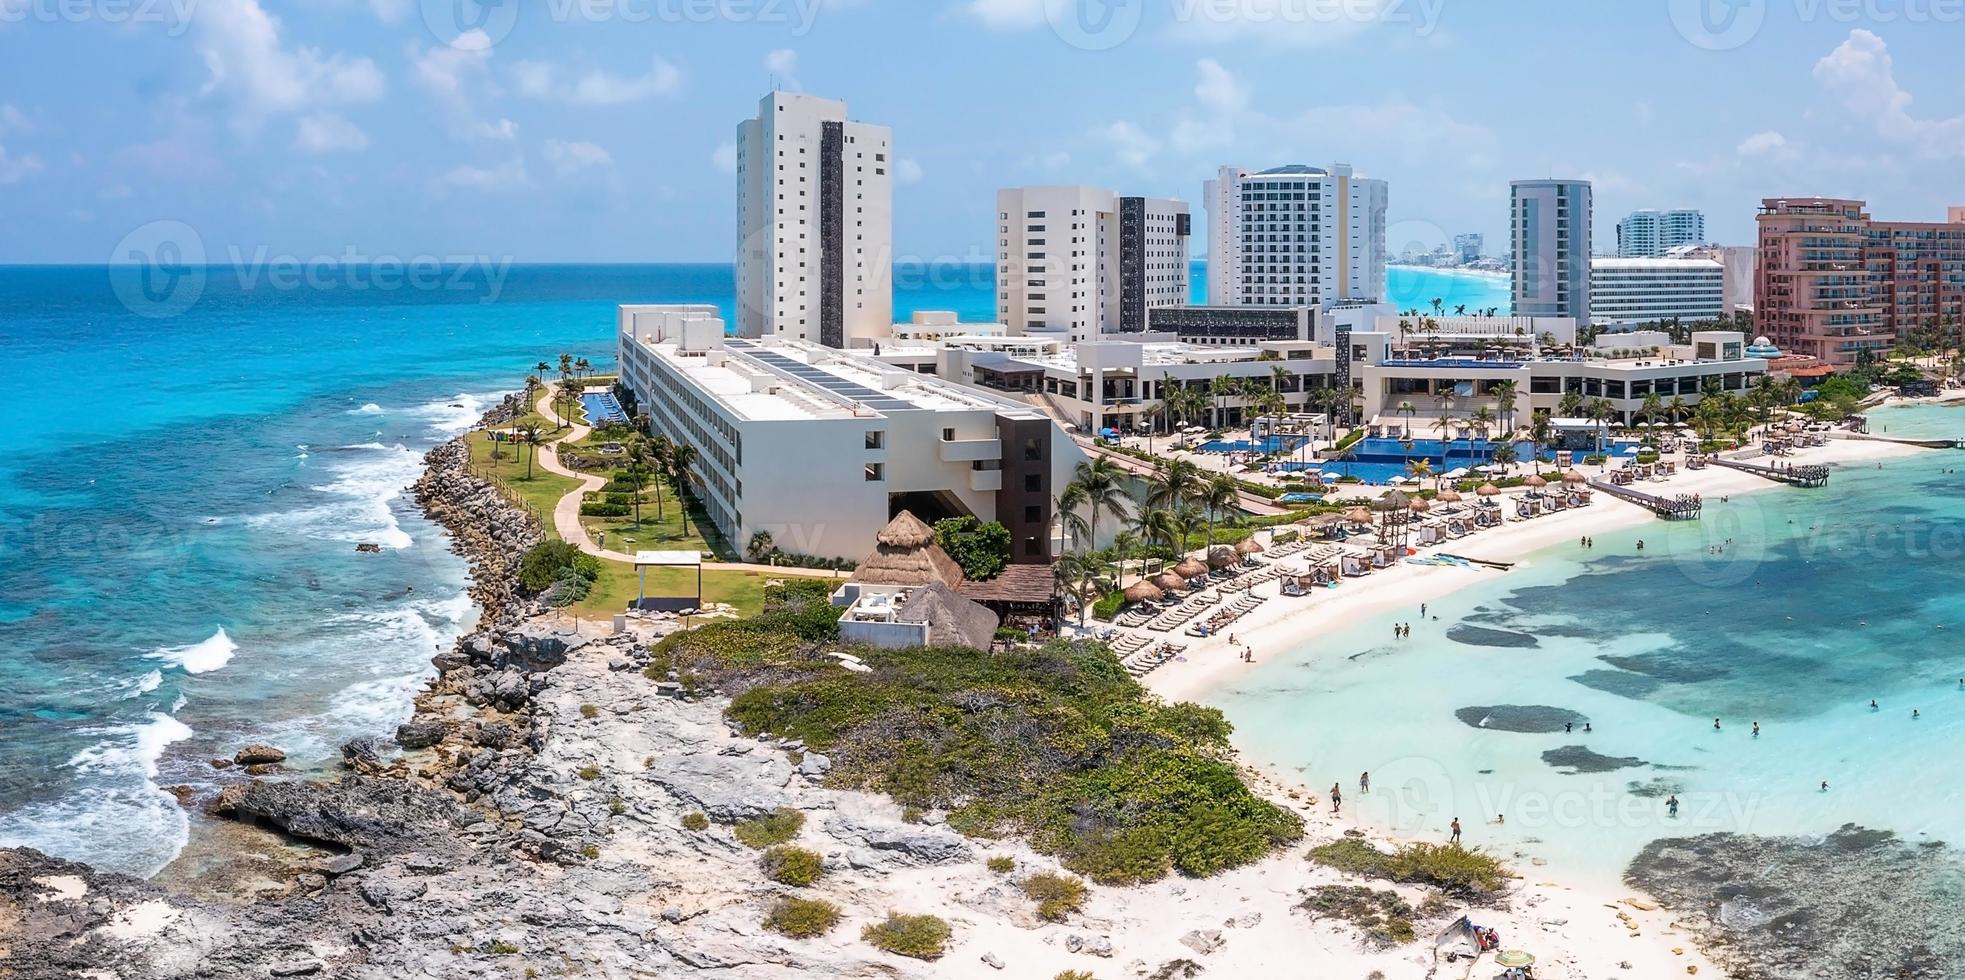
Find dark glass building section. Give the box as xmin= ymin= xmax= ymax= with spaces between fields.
xmin=818 ymin=120 xmax=845 ymax=348
xmin=1118 ymin=196 xmax=1146 ymax=333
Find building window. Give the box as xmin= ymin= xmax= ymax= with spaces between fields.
xmin=942 ymin=427 xmax=955 ymax=441
xmin=865 ymin=430 xmax=884 ymax=450
xmin=1023 ymin=474 xmax=1041 ymax=492
xmin=865 ymin=463 xmax=884 ymax=482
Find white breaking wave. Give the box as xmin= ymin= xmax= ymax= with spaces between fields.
xmin=147 ymin=628 xmax=237 ymax=675
xmin=121 ymin=669 xmax=164 ymax=699
xmin=353 ymin=403 xmax=384 ymax=415
xmin=247 ymin=442 xmax=422 ymax=550
xmin=0 ymin=712 xmax=197 ymax=878
xmin=413 ymin=390 xmax=514 ymax=437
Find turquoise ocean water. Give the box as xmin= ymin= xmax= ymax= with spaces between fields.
xmin=1213 ymin=404 xmax=1965 ymax=953
xmin=0 ymin=261 xmax=1496 ymax=877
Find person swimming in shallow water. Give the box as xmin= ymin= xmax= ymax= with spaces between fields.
xmin=1713 ymin=718 xmax=1722 ymax=731
xmin=1666 ymin=794 xmax=1680 ymax=817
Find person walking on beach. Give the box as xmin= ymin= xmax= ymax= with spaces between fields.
xmin=1752 ymin=722 xmax=1761 ymax=738
xmin=1450 ymin=817 xmax=1462 ymax=845
xmin=1821 ymin=780 xmax=1830 ymax=792
xmin=1666 ymin=794 xmax=1680 ymax=818
xmin=1330 ymin=783 xmax=1343 ymax=815
xmin=1359 ymin=772 xmax=1370 ymax=794
xmin=1713 ymin=718 xmax=1722 ymax=731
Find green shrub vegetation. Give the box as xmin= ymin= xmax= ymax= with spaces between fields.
xmin=762 ymin=845 xmax=826 ymax=886
xmin=1307 ymin=838 xmax=1508 ymax=901
xmin=763 ymin=897 xmax=841 ymax=939
xmin=732 ymin=807 xmax=806 ymax=849
xmin=576 ymin=765 xmax=600 ymax=781
xmin=651 ymin=583 xmax=1301 ymax=885
xmin=518 ymin=540 xmax=598 ymax=593
xmin=681 ymin=812 xmax=709 ymax=832
xmin=1020 ymin=871 xmax=1088 ymax=922
xmin=1296 ymin=884 xmax=1417 ymax=947
xmin=986 ymin=855 xmax=1016 ymax=874
xmin=933 ymin=516 xmax=1012 ymax=581
xmin=1055 ymin=972 xmax=1097 ymax=980
xmin=580 ymin=704 xmax=600 ymax=719
xmin=861 ymin=913 xmax=951 ymax=960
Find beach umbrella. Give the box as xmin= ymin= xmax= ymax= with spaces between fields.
xmin=1525 ymin=475 xmax=1548 ymax=488
xmin=1344 ymin=507 xmax=1372 ymax=524
xmin=1174 ymin=557 xmax=1210 ymax=579
xmin=1494 ymin=950 xmax=1535 ymax=968
xmin=1374 ymin=489 xmax=1411 ymax=512
xmin=1477 ymin=483 xmax=1501 ymax=497
xmin=1235 ymin=537 xmax=1265 ymax=555
xmin=1437 ymin=489 xmax=1463 ymax=503
xmin=1207 ymin=546 xmax=1239 ymax=568
xmin=1123 ymin=581 xmax=1164 ymax=604
xmin=1562 ymin=470 xmax=1588 ymax=484
xmin=1152 ymin=571 xmax=1189 ymax=593
xmin=1409 ymin=497 xmax=1432 ymax=513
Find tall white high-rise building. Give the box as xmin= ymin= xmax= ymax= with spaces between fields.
xmin=1616 ymin=209 xmax=1705 ymax=258
xmin=995 ymin=186 xmax=1190 ymax=341
xmin=1203 ymin=164 xmax=1389 ymax=308
xmin=735 ymin=91 xmax=893 ymax=347
xmin=1511 ymin=179 xmax=1593 ymax=320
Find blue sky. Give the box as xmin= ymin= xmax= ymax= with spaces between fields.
xmin=1 ymin=0 xmax=1961 ymax=264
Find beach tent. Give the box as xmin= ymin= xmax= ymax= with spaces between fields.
xmin=1123 ymin=581 xmax=1164 ymax=604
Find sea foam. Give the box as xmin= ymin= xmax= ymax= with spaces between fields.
xmin=147 ymin=628 xmax=237 ymax=675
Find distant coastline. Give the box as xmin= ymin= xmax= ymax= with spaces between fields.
xmin=1387 ymin=262 xmax=1509 ymax=281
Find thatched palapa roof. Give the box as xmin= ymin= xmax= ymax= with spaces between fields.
xmin=894 ymin=583 xmax=1000 ymax=651
xmin=851 ymin=511 xmax=966 ymax=588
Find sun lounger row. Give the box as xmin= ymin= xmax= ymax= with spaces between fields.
xmin=1123 ymin=642 xmax=1187 ymax=677
xmin=1186 ymin=593 xmax=1268 ymax=636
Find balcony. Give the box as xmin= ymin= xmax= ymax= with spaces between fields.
xmin=940 ymin=436 xmax=1002 ymax=463
xmin=969 ymin=468 xmax=1003 ymax=492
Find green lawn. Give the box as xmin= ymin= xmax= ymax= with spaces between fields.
xmin=465 ymin=430 xmax=777 ymax=619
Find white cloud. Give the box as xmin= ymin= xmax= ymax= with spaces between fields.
xmin=1163 ymin=0 xmax=1426 ymax=47
xmin=712 ymin=141 xmax=738 ymax=174
xmin=0 ymin=143 xmax=43 ymax=183
xmin=1097 ymin=120 xmax=1159 ymax=171
xmin=440 ymin=157 xmax=529 ymax=191
xmin=294 ymin=112 xmax=369 ymax=153
xmin=765 ymin=49 xmax=800 ymax=90
xmin=1737 ymin=130 xmax=1790 ymax=157
xmin=192 ymin=0 xmax=384 ymax=115
xmin=475 ymin=118 xmax=519 ymax=141
xmin=366 ymin=0 xmax=411 ymax=22
xmin=1813 ymin=29 xmax=1965 ymax=157
xmin=410 ymin=30 xmax=493 ymax=105
xmin=962 ymin=0 xmax=1047 ymax=30
xmin=543 ymin=138 xmax=614 ymax=178
xmin=512 ymin=58 xmax=682 ymax=106
xmin=895 ymin=158 xmax=924 ymax=183
xmin=0 ymin=104 xmax=29 ymax=136
xmin=1194 ymin=58 xmax=1248 ymax=114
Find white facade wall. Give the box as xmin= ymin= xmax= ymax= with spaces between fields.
xmin=1616 ymin=209 xmax=1706 ymax=258
xmin=1205 ymin=164 xmax=1388 ymax=308
xmin=735 ymin=91 xmax=893 ymax=347
xmin=996 ymin=186 xmax=1189 ymax=342
xmin=1590 ymin=258 xmax=1726 ymax=326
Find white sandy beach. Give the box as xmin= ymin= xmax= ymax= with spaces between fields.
xmin=1050 ymin=434 xmax=1933 ymax=978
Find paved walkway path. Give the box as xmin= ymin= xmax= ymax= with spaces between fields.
xmin=526 ymin=387 xmax=841 ymax=579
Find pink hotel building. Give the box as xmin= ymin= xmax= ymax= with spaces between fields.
xmin=1757 ymin=198 xmax=1965 ymax=368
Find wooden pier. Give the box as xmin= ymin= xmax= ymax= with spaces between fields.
xmin=1588 ymin=479 xmax=1703 ymax=520
xmin=1708 ymin=457 xmax=1831 ymax=488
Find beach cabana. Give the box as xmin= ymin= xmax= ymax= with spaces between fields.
xmin=1343 ymin=506 xmax=1373 ymax=525
xmin=1207 ymin=546 xmax=1240 ymax=570
xmin=1562 ymin=470 xmax=1588 ymax=486
xmin=1174 ymin=557 xmax=1210 ymax=581
xmin=1525 ymin=475 xmax=1548 ymax=489
xmin=1123 ymin=581 xmax=1164 ymax=605
xmin=851 ymin=511 xmax=966 ymax=589
xmin=1437 ymin=489 xmax=1463 ymax=504
xmin=1340 ymin=551 xmax=1372 ymax=577
xmin=1235 ymin=537 xmax=1265 ymax=556
xmin=1373 ymin=490 xmax=1412 ymax=548
xmin=1151 ymin=571 xmax=1189 ymax=593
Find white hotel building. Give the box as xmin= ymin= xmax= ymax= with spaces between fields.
xmin=617 ymin=305 xmax=1086 ymax=565
xmin=734 ymin=92 xmax=893 ymax=347
xmin=995 ymin=186 xmax=1190 ymax=341
xmin=1205 ymin=164 xmax=1389 ymax=308
xmin=1616 ymin=209 xmax=1706 ymax=258
xmin=1589 ymin=246 xmax=1756 ymax=328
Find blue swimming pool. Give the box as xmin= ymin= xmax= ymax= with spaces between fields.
xmin=1199 ymin=435 xmax=1308 ymax=454
xmin=580 ymin=391 xmax=629 ymax=426
xmin=1320 ymin=437 xmax=1642 ymax=485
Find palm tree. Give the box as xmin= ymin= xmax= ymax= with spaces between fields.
xmin=1407 ymin=457 xmax=1434 ymax=491
xmin=1146 ymin=458 xmax=1203 ymax=513
xmin=1528 ymin=415 xmax=1554 ymax=475
xmin=1200 ymin=474 xmax=1239 ymax=547
xmin=1469 ymin=406 xmax=1496 ymax=443
xmin=666 ymin=442 xmax=699 ymax=535
xmin=1558 ymin=390 xmax=1584 ymax=421
xmin=1667 ymin=395 xmax=1689 ymax=428
xmin=1067 ymin=458 xmax=1132 ymax=555
xmin=558 ymin=353 xmax=574 ymax=379
xmin=1054 ymin=551 xmax=1106 ymax=630
xmin=517 ymin=423 xmax=541 ymax=479
xmin=1587 ymin=398 xmax=1615 ymax=460
xmin=1056 ymin=482 xmax=1089 ymax=554
xmin=1141 ymin=398 xmax=1168 ymax=454
xmin=574 ymin=356 xmax=592 ymax=381
xmin=1396 ymin=401 xmax=1417 ymax=438
xmin=555 ymin=379 xmax=582 ymax=431
xmin=746 ymin=530 xmax=776 ymax=563
xmin=646 ymin=434 xmax=674 ymax=522
xmin=1174 ymin=504 xmax=1207 ymax=554
xmin=1490 ymin=441 xmax=1518 ymax=475
xmin=1133 ymin=507 xmax=1180 ymax=553
xmin=1490 ymin=379 xmax=1519 ymax=438
xmin=1640 ymin=391 xmax=1664 ymax=439
xmin=1434 ymin=390 xmax=1455 ymax=440
xmin=623 ymin=455 xmax=651 ymax=528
